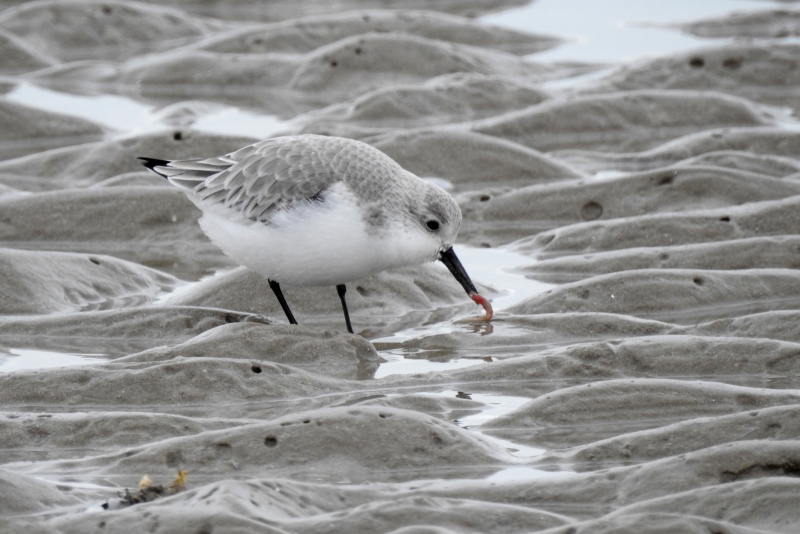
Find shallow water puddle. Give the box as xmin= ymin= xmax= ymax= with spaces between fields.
xmin=450 ymin=391 xmax=534 ymax=429
xmin=6 ymin=83 xmax=158 ymax=133
xmin=5 ymin=82 xmax=290 ymax=138
xmin=373 ymin=354 xmax=487 ymax=379
xmin=0 ymin=348 xmax=106 ymax=373
xmin=590 ymin=170 xmax=630 ymax=182
xmin=373 ymin=245 xmax=552 ymax=374
xmin=485 ymin=467 xmax=574 ymax=482
xmin=483 ymin=0 xmax=783 ymax=63
xmin=420 ymin=390 xmax=543 ymax=454
xmin=778 ymin=115 xmax=800 ymax=132
xmin=418 ymin=390 xmax=576 ymax=480
xmin=191 ymin=107 xmax=292 ymax=139
xmin=376 ymin=245 xmax=552 ymax=347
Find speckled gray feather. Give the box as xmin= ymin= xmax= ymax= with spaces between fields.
xmin=149 ymin=135 xmax=444 ymax=227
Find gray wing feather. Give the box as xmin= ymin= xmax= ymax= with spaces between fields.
xmin=160 ymin=136 xmax=343 ymax=222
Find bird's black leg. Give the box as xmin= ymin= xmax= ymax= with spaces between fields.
xmin=336 ymin=284 xmax=354 ymax=334
xmin=268 ymin=280 xmax=297 ymax=325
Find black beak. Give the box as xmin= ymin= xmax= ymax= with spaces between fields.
xmin=439 ymin=247 xmax=478 ymax=296
xmin=439 ymin=247 xmax=493 ymax=321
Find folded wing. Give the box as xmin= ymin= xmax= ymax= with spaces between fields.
xmin=139 ymin=136 xmax=342 ymax=222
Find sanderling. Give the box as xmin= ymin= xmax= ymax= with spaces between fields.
xmin=140 ymin=134 xmax=492 ymax=333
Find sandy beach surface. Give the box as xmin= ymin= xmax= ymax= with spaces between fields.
xmin=1 ymin=0 xmax=800 ymax=532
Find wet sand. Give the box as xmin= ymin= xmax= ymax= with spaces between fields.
xmin=2 ymin=0 xmax=800 ymax=532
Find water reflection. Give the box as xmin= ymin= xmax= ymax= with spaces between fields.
xmin=0 ymin=348 xmax=106 ymax=373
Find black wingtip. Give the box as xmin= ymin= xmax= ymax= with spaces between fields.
xmin=138 ymin=157 xmax=171 ymax=178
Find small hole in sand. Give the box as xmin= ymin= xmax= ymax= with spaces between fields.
xmin=251 ymin=365 xmax=262 ymax=374
xmin=330 ymin=60 xmax=338 ymax=67
xmin=479 ymin=195 xmax=491 ymax=202
xmin=225 ymin=314 xmax=238 ymax=323
xmin=101 ymin=5 xmax=113 ymax=15
xmin=264 ymin=435 xmax=277 ymax=447
xmin=688 ymin=56 xmax=704 ymax=68
xmin=656 ymin=174 xmax=674 ymax=186
xmin=303 ymin=419 xmax=310 ymax=424
xmin=480 ymin=242 xmax=491 ymax=248
xmin=356 ymin=286 xmax=368 ymax=296
xmin=693 ymin=277 xmax=704 ymax=286
xmin=722 ymin=57 xmax=742 ymax=69
xmin=379 ymin=413 xmax=391 ymax=418
xmin=720 ymin=216 xmax=730 ymax=222
xmin=354 ymin=47 xmax=362 ymax=55
xmin=580 ymin=201 xmax=603 ymax=221
xmin=173 ymin=131 xmax=183 ymax=141
xmin=89 ymin=257 xmax=101 ymax=265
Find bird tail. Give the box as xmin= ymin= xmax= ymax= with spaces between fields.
xmin=138 ymin=156 xmax=229 ymax=194
xmin=138 ymin=157 xmax=171 ymax=179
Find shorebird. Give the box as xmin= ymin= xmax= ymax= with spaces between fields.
xmin=140 ymin=134 xmax=492 ymax=333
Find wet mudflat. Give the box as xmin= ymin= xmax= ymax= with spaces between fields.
xmin=1 ymin=0 xmax=800 ymax=532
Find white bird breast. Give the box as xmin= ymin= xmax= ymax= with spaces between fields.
xmin=197 ymin=182 xmax=441 ymax=286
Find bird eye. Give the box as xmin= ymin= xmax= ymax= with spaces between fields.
xmin=426 ymin=220 xmax=440 ymax=231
